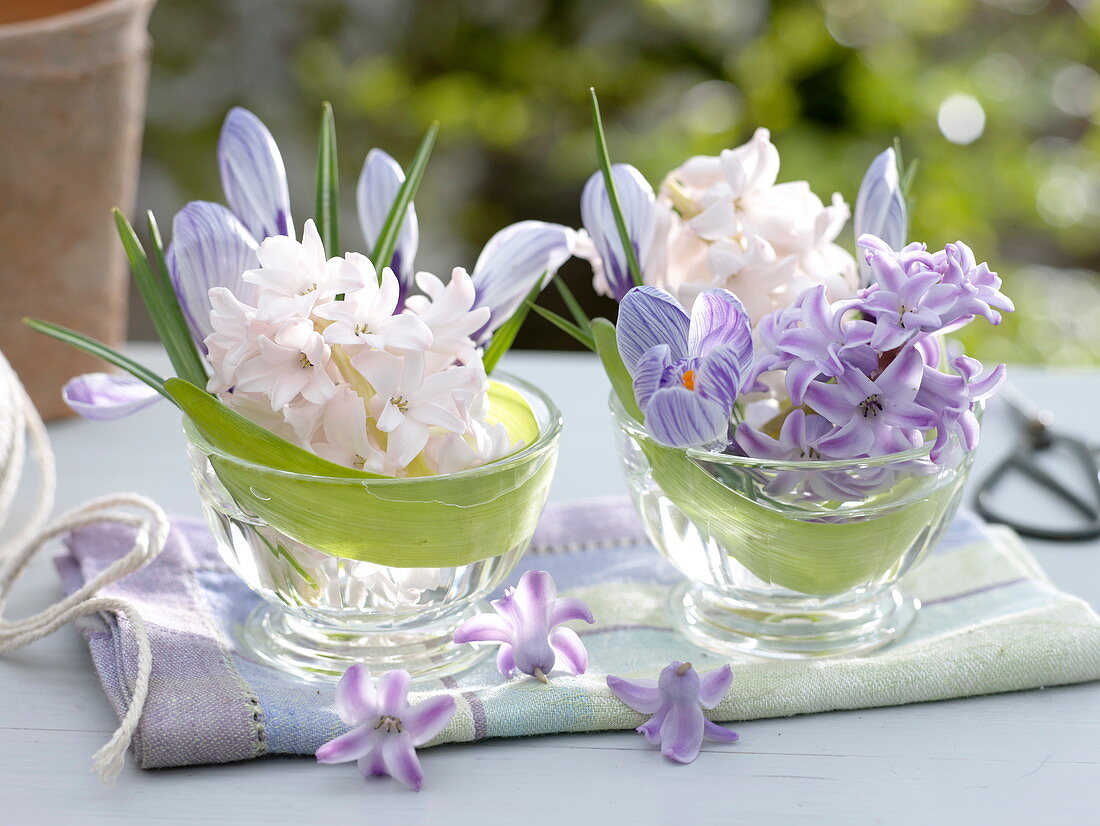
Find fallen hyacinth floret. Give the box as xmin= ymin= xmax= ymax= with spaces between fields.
xmin=452 ymin=570 xmax=594 ymax=682
xmin=316 ymin=665 xmax=455 ymax=792
xmin=607 ymin=661 xmax=738 ymax=764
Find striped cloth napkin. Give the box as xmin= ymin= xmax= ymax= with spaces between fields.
xmin=57 ymin=498 xmax=1100 ymax=769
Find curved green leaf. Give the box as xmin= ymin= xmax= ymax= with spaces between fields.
xmin=632 ymin=430 xmax=964 ymax=595
xmin=181 ymin=378 xmax=556 ymax=567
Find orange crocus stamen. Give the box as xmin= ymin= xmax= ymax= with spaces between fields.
xmin=681 ymin=369 xmax=696 ymax=391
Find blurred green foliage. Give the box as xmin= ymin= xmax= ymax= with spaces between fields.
xmin=138 ymin=0 xmax=1100 ymax=363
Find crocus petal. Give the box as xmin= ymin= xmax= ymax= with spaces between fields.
xmin=316 ymin=726 xmax=374 ymax=764
xmin=62 ymin=374 xmax=161 ymax=421
xmin=376 ymin=670 xmax=411 ymax=717
xmin=335 ymin=664 xmax=377 ymax=725
xmin=632 ymin=344 xmax=673 ymax=410
xmin=404 ymin=695 xmax=457 ymax=746
xmin=452 ymin=613 xmax=514 ymax=645
xmin=381 ymin=736 xmax=425 ymax=792
xmin=549 ymin=596 xmax=595 ymax=627
xmin=697 ymin=664 xmax=733 ymax=709
xmin=471 ymin=221 xmax=577 ymax=340
xmin=854 ymin=148 xmax=906 ymax=288
xmin=644 ymin=386 xmax=729 ymax=448
xmin=696 ymin=345 xmax=748 ymax=409
xmin=168 ymin=200 xmax=260 ymax=345
xmin=659 ymin=700 xmax=705 ymax=764
xmin=581 ymin=164 xmax=657 ymax=300
xmin=606 ymin=676 xmax=663 ymax=714
xmin=688 ymin=290 xmax=753 ymax=366
xmin=217 ymin=107 xmax=293 ymax=241
xmin=549 ymin=627 xmax=588 ymax=675
xmin=356 ymin=148 xmax=419 ymax=294
xmin=617 ymin=286 xmax=690 ymax=371
xmin=703 ymin=719 xmax=740 ymax=743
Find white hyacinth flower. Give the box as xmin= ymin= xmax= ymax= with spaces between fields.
xmin=403 ymin=268 xmax=490 ymax=370
xmin=314 ymin=257 xmax=433 ymax=354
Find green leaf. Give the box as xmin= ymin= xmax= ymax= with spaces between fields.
xmin=371 ymin=121 xmax=439 ymax=276
xmin=23 ymin=318 xmax=171 ymax=400
xmin=632 ymin=434 xmax=959 ymax=595
xmin=481 ymin=379 xmax=540 ymax=445
xmin=553 ymin=275 xmax=592 ymax=333
xmin=113 ymin=209 xmax=208 ymax=387
xmin=183 ymin=379 xmax=555 ymax=567
xmin=482 ymin=275 xmax=544 ymax=374
xmin=591 ymin=317 xmax=641 ymax=420
xmin=590 ymin=88 xmax=643 ymax=288
xmin=529 ymin=303 xmax=595 ymax=351
xmin=166 ymin=378 xmax=381 ymax=479
xmin=315 ymin=101 xmax=340 ymax=257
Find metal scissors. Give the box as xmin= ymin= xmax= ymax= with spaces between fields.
xmin=974 ymin=383 xmax=1100 ymax=541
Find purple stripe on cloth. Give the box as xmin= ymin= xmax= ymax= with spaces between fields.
xmin=921 ymin=577 xmax=1029 ymax=608
xmin=58 ymin=520 xmax=266 ymax=769
xmin=442 ymin=676 xmax=489 ymax=740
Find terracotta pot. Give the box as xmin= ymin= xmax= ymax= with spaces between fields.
xmin=0 ymin=0 xmax=156 ymax=420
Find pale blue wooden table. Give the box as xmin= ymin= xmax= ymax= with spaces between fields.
xmin=2 ymin=346 xmax=1098 ymax=824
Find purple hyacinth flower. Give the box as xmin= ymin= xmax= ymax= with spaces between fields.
xmin=803 ymin=344 xmax=934 ymax=457
xmin=853 ymin=147 xmax=907 ymax=289
xmin=217 ymin=107 xmax=294 ymax=242
xmin=470 ymin=221 xmax=577 ymax=344
xmin=734 ymin=409 xmax=901 ymax=498
xmin=773 ymin=285 xmax=876 ymax=404
xmin=62 ymin=373 xmax=161 ymax=420
xmin=452 ymin=570 xmax=594 ymax=682
xmin=607 ymin=662 xmax=738 ymax=764
xmin=581 ymin=164 xmax=659 ymax=300
xmin=316 ymin=666 xmax=456 ymax=792
xmin=858 ymin=235 xmax=1014 ymax=350
xmin=617 ymin=286 xmax=753 ymax=448
xmin=357 ymin=148 xmax=420 ymax=303
xmin=933 ymin=240 xmax=1015 ymax=326
xmin=734 ymin=408 xmax=833 ymax=462
xmin=916 ymin=355 xmax=1006 ymax=462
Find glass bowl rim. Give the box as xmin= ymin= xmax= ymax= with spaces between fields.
xmin=609 ymin=392 xmax=981 ymax=471
xmin=183 ymin=371 xmax=562 ymax=486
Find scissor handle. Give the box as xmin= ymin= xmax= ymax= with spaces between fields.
xmin=974 ymin=434 xmax=1100 ymax=542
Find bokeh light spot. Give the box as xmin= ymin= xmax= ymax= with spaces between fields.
xmin=937 ymin=94 xmax=986 ymax=144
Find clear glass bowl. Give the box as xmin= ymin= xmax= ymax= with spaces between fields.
xmin=611 ymin=395 xmax=976 ymax=659
xmin=185 ymin=373 xmax=561 ymax=681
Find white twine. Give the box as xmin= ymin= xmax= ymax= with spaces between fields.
xmin=0 ymin=350 xmax=168 ymax=783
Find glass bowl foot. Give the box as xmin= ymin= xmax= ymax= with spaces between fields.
xmin=671 ymin=581 xmax=918 ymax=659
xmin=237 ymin=602 xmax=493 ymax=682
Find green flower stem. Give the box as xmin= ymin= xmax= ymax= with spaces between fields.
xmin=315 ymin=102 xmax=340 ymax=257
xmin=371 ymin=121 xmax=439 ymax=277
xmin=590 ymin=88 xmax=643 ymax=288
